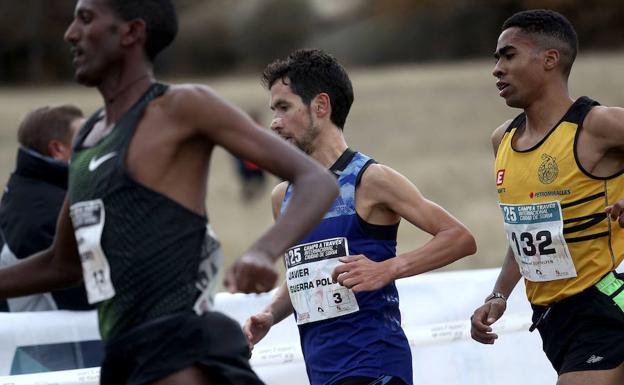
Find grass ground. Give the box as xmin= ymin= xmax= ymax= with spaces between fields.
xmin=1 ymin=53 xmax=623 ymax=286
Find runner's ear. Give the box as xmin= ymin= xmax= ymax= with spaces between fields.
xmin=543 ymin=49 xmax=559 ymax=72
xmin=120 ymin=19 xmax=147 ymax=50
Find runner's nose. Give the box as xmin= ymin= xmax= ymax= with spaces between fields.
xmin=270 ymin=118 xmax=283 ymax=132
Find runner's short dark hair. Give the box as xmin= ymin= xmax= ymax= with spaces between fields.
xmin=107 ymin=0 xmax=178 ymax=61
xmin=502 ymin=9 xmax=578 ymax=77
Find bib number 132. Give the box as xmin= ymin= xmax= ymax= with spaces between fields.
xmin=500 ymin=201 xmax=576 ymax=282
xmin=510 ymin=230 xmax=556 ymax=257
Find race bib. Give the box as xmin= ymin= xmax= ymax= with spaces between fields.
xmin=285 ymin=237 xmax=359 ymax=325
xmin=193 ymin=224 xmax=224 ymax=315
xmin=500 ymin=201 xmax=577 ymax=282
xmin=70 ymin=199 xmax=115 ymax=304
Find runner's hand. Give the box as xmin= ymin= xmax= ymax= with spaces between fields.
xmin=224 ymin=251 xmax=277 ymax=293
xmin=331 ymin=254 xmax=394 ymax=293
xmin=470 ymin=299 xmax=506 ymax=344
xmin=606 ymin=199 xmax=624 ymax=227
xmin=243 ymin=311 xmax=274 ymax=350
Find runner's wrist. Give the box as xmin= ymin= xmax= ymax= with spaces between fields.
xmin=265 ymin=300 xmax=287 ymax=324
xmin=484 ymin=291 xmax=507 ymax=303
xmin=388 ymin=255 xmax=407 ymax=279
xmin=266 ymin=310 xmax=276 ymax=325
xmin=246 ymin=247 xmax=274 ymax=263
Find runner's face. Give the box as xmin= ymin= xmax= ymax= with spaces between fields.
xmin=493 ymin=27 xmax=546 ymax=108
xmin=269 ymin=79 xmax=320 ymax=155
xmin=64 ymin=0 xmax=124 ymax=86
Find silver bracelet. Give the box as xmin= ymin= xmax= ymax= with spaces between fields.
xmin=484 ymin=292 xmax=507 ymax=303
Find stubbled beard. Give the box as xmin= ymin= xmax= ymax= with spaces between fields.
xmin=297 ymin=115 xmax=320 ymax=155
xmin=299 ymin=141 xmax=315 ymax=155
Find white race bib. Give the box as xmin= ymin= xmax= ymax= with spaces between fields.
xmin=70 ymin=199 xmax=115 ymax=304
xmin=285 ymin=237 xmax=359 ymax=325
xmin=193 ymin=224 xmax=224 ymax=315
xmin=500 ymin=201 xmax=577 ymax=282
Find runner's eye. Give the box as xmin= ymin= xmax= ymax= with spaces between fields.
xmin=78 ymin=11 xmax=93 ymax=24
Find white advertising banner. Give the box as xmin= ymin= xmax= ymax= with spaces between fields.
xmin=0 ymin=269 xmax=557 ymax=385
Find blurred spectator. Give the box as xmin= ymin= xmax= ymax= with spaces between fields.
xmin=234 ymin=110 xmax=267 ymax=202
xmin=0 ymin=105 xmax=93 ymax=312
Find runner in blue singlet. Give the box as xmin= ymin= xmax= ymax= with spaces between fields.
xmin=243 ymin=48 xmax=477 ymax=385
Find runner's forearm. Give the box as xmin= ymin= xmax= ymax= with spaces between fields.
xmin=249 ymin=169 xmax=337 ymax=261
xmin=264 ymin=281 xmax=294 ymax=324
xmin=391 ymin=224 xmax=476 ymax=278
xmin=0 ymin=248 xmax=82 ymax=299
xmin=492 ymin=248 xmax=522 ymax=298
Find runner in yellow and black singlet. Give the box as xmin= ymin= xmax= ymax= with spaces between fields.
xmin=471 ymin=10 xmax=624 ymax=385
xmin=496 ymin=96 xmax=624 ymax=305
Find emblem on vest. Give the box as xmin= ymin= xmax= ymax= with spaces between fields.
xmin=538 ymin=154 xmax=558 ymax=184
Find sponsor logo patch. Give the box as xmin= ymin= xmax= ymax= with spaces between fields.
xmin=538 ymin=154 xmax=558 ymax=184
xmin=496 ymin=169 xmax=505 ymax=186
xmin=586 ymin=355 xmax=604 ymax=364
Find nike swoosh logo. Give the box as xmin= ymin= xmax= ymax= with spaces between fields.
xmin=88 ymin=152 xmax=118 ymax=171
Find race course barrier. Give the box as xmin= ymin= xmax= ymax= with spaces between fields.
xmin=0 ymin=268 xmax=557 ymax=385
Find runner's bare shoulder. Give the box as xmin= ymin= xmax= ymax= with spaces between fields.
xmin=583 ymin=105 xmax=624 ymax=143
xmin=492 ymin=119 xmax=513 ymax=156
xmin=271 ymin=181 xmax=289 ymax=219
xmin=160 ymin=84 xmax=247 ymax=137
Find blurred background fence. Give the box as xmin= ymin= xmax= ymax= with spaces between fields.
xmin=1 ymin=0 xmax=624 ymax=83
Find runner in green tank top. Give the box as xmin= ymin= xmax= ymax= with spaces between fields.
xmin=0 ymin=0 xmax=338 ymax=384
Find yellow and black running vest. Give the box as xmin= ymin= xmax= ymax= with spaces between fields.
xmin=495 ymin=96 xmax=624 ymax=305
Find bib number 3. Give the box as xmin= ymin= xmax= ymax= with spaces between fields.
xmin=285 ymin=237 xmax=359 ymax=325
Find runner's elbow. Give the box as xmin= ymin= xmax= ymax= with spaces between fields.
xmin=453 ymin=226 xmax=477 ymax=257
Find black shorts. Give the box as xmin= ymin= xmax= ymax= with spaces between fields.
xmin=531 ymin=272 xmax=624 ymax=375
xmin=99 ymin=311 xmax=265 ymax=385
xmin=331 ymin=376 xmax=407 ymax=385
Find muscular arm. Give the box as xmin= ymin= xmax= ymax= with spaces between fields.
xmin=0 ymin=198 xmax=83 ymax=299
xmin=470 ymin=120 xmax=522 ymax=344
xmin=471 ymin=247 xmax=522 ymax=344
xmin=487 ymin=120 xmax=522 ymax=298
xmin=243 ymin=183 xmax=295 ymax=348
xmin=491 ymin=247 xmax=522 ymax=298
xmin=263 ymin=281 xmax=294 ymax=325
xmin=181 ymin=86 xmax=337 ymax=260
xmin=173 ymin=86 xmax=338 ymax=293
xmin=243 ymin=281 xmax=294 ymax=349
xmin=584 ymin=106 xmax=624 ymax=152
xmin=377 ymin=165 xmax=477 ymax=274
xmin=583 ymin=107 xmax=624 ymax=226
xmin=264 ymin=181 xmax=296 ymax=324
xmin=333 ymin=164 xmax=477 ymax=291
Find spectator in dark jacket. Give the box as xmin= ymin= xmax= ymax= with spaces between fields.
xmin=0 ymin=105 xmax=92 ymax=311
